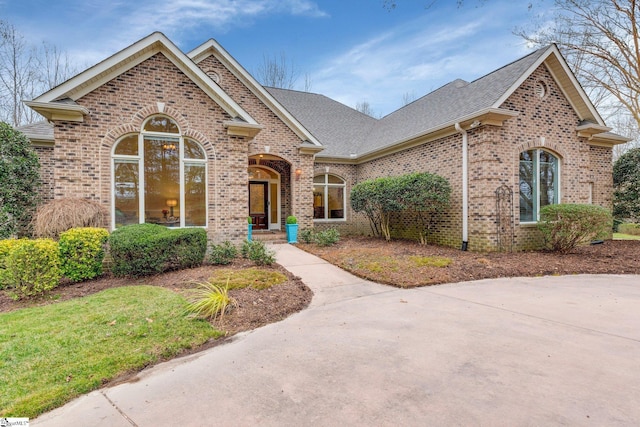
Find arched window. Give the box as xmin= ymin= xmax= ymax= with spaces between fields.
xmin=112 ymin=115 xmax=207 ymax=228
xmin=519 ymin=149 xmax=559 ymax=222
xmin=313 ymin=174 xmax=346 ymax=220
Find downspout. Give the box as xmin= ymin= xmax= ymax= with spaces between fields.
xmin=455 ymin=123 xmax=469 ymax=251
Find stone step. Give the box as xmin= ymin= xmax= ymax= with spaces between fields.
xmin=252 ymin=231 xmax=287 ymax=243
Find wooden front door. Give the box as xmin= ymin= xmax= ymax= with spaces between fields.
xmin=249 ymin=182 xmax=269 ymax=230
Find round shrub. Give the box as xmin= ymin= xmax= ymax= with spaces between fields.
xmin=4 ymin=239 xmax=62 ymax=298
xmin=109 ymin=224 xmax=207 ymax=277
xmin=59 ymin=227 xmax=109 ymax=282
xmin=209 ymin=241 xmax=238 ymax=265
xmin=537 ymin=204 xmax=612 ymax=253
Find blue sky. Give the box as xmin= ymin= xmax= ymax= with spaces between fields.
xmin=1 ymin=0 xmax=552 ymax=116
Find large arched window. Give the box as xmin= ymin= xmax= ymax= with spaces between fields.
xmin=313 ymin=173 xmax=346 ymax=220
xmin=519 ymin=149 xmax=559 ymax=222
xmin=112 ymin=115 xmax=207 ymax=228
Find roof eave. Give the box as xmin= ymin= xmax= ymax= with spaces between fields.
xmin=354 ymin=108 xmax=519 ymax=163
xmin=576 ymin=122 xmax=612 ymax=138
xmin=223 ymin=121 xmax=264 ymax=139
xmin=587 ymin=132 xmax=632 ymax=147
xmin=24 ymin=101 xmax=89 ymax=122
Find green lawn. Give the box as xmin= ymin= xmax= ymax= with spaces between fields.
xmin=0 ymin=285 xmax=221 ymax=418
xmin=613 ymin=233 xmax=640 ymax=240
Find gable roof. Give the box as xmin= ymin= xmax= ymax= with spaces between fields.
xmin=269 ymin=44 xmax=624 ymax=161
xmin=26 ymin=32 xmax=259 ymax=128
xmin=188 ymin=39 xmax=322 ymax=147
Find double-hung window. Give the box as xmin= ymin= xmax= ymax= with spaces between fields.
xmin=313 ymin=174 xmax=346 ymax=220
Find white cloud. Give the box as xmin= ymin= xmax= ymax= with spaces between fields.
xmin=19 ymin=0 xmax=329 ymax=70
xmin=308 ymin=1 xmax=535 ymax=115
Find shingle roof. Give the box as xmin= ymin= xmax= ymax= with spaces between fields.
xmin=268 ymin=46 xmax=551 ymax=158
xmin=265 ymin=88 xmax=378 ymax=157
xmin=15 ymin=120 xmax=54 ymax=141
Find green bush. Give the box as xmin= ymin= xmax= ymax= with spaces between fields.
xmin=109 ymin=224 xmax=207 ymax=277
xmin=314 ymin=228 xmax=340 ymax=246
xmin=0 ymin=239 xmax=24 ymax=289
xmin=0 ymin=123 xmax=41 ymax=239
xmin=618 ymin=223 xmax=640 ymax=236
xmin=299 ymin=229 xmax=315 ymax=244
xmin=537 ymin=204 xmax=612 ymax=253
xmin=241 ymin=240 xmax=276 ymax=266
xmin=209 ymin=241 xmax=238 ymax=265
xmin=286 ymin=215 xmax=297 ymax=224
xmin=59 ymin=227 xmax=109 ymax=282
xmin=298 ymin=228 xmax=340 ymax=246
xmin=2 ymin=239 xmax=62 ymax=298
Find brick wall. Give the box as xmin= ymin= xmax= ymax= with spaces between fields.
xmin=49 ymin=52 xmax=253 ymax=243
xmin=197 ymin=56 xmax=314 ymax=228
xmin=352 ymin=133 xmax=464 ymax=247
xmin=349 ymin=63 xmax=615 ymax=251
xmin=33 ymin=146 xmax=55 ymax=203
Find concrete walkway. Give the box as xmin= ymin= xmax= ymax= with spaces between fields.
xmin=34 ymin=244 xmax=640 ymax=426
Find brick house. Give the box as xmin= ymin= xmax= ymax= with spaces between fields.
xmin=20 ymin=32 xmax=626 ymax=251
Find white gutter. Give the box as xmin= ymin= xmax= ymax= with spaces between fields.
xmin=454 ymin=123 xmax=469 ymax=251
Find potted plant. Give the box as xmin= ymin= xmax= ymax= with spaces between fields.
xmin=247 ymin=216 xmax=253 ymax=241
xmin=286 ymin=215 xmax=298 ymax=243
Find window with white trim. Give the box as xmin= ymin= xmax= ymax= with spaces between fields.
xmin=112 ymin=115 xmax=207 ymax=228
xmin=313 ymin=174 xmax=346 ymax=220
xmin=519 ymin=149 xmax=559 ymax=222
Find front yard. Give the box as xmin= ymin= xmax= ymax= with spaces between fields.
xmin=0 ymin=261 xmax=312 ymax=418
xmin=2 ymin=236 xmax=639 ymax=417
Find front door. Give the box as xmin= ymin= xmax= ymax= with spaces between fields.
xmin=249 ymin=182 xmax=269 ymax=230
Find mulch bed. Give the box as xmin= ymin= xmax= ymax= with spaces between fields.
xmin=0 ymin=259 xmax=313 ymax=337
xmin=2 ymin=237 xmax=638 ymax=332
xmin=299 ymin=237 xmax=640 ymax=287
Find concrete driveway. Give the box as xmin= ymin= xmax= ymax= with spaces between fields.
xmin=35 ymin=245 xmax=640 ymax=426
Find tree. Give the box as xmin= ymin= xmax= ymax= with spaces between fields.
xmin=351 ymin=172 xmax=451 ymax=242
xmin=396 ymin=172 xmax=451 ymax=244
xmin=355 ymin=100 xmax=377 ymax=117
xmin=0 ymin=122 xmax=41 ymax=238
xmin=613 ymin=147 xmax=640 ymax=221
xmin=0 ymin=21 xmax=38 ymax=126
xmin=401 ymin=91 xmax=417 ymax=106
xmin=256 ymin=52 xmax=298 ymax=89
xmin=351 ymin=177 xmax=403 ymax=240
xmin=0 ymin=21 xmax=76 ymax=126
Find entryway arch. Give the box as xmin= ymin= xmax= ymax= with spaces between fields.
xmin=248 ymin=164 xmax=281 ymax=230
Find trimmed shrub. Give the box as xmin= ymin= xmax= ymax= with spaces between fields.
xmin=165 ymin=228 xmax=208 ymax=270
xmin=109 ymin=224 xmax=207 ymax=277
xmin=618 ymin=223 xmax=640 ymax=236
xmin=209 ymin=241 xmax=238 ymax=265
xmin=241 ymin=240 xmax=276 ymax=266
xmin=537 ymin=204 xmax=612 ymax=253
xmin=59 ymin=227 xmax=109 ymax=282
xmin=301 ymin=228 xmax=341 ymax=246
xmin=2 ymin=239 xmax=62 ymax=298
xmin=0 ymin=239 xmax=24 ymax=289
xmin=33 ymin=198 xmax=108 ymax=239
xmin=314 ymin=228 xmax=340 ymax=246
xmin=299 ymin=229 xmax=315 ymax=244
xmin=286 ymin=215 xmax=297 ymax=224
